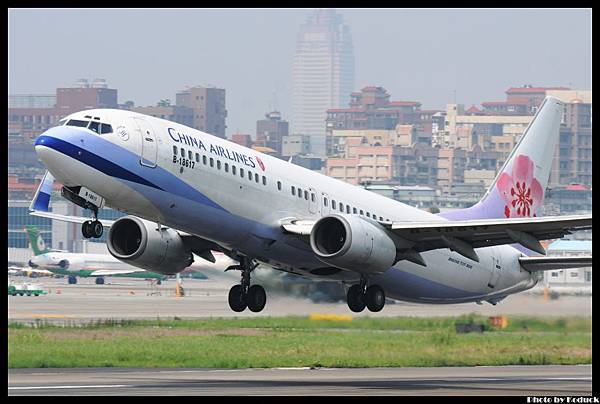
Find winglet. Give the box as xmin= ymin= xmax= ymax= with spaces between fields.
xmin=29 ymin=171 xmax=55 ymax=212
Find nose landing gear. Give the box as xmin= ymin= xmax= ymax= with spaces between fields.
xmin=227 ymin=257 xmax=267 ymax=313
xmin=346 ymin=276 xmax=385 ymax=313
xmin=81 ymin=206 xmax=104 ymax=239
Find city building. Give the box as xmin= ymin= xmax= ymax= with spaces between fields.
xmin=292 ymin=8 xmax=354 ymax=156
xmin=175 ymin=85 xmax=227 ymax=138
xmin=544 ymin=183 xmax=593 ymax=215
xmin=230 ymin=133 xmax=253 ymax=148
xmin=255 ymin=111 xmax=289 ymax=156
xmin=132 ymin=104 xmax=194 ymax=128
xmin=544 ymin=239 xmax=592 ymax=286
xmin=326 ymin=86 xmax=427 ymax=156
xmin=282 ymin=134 xmax=311 ymax=157
xmin=363 ymin=182 xmax=438 ymax=210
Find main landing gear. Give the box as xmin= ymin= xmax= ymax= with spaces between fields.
xmin=227 ymin=257 xmax=267 ymax=313
xmin=346 ymin=275 xmax=386 ymax=313
xmin=81 ymin=206 xmax=103 ymax=239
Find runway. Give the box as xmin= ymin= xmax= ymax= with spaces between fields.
xmin=7 ymin=276 xmax=592 ymax=323
xmin=8 ymin=365 xmax=593 ymax=395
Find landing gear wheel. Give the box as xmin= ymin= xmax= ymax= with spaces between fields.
xmin=68 ymin=275 xmax=77 ymax=285
xmin=91 ymin=220 xmax=103 ymax=238
xmin=82 ymin=220 xmax=94 ymax=239
xmin=95 ymin=277 xmax=105 ymax=285
xmin=347 ymin=284 xmax=366 ymax=312
xmin=247 ymin=285 xmax=267 ymax=313
xmin=365 ymin=285 xmax=385 ymax=312
xmin=228 ymin=284 xmax=247 ymax=312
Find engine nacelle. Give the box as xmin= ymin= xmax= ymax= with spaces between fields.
xmin=107 ymin=216 xmax=193 ymax=275
xmin=309 ymin=214 xmax=397 ymax=274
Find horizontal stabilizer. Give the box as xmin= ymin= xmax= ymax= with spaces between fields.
xmin=519 ymin=256 xmax=592 ymax=272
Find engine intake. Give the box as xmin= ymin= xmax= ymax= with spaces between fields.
xmin=310 ymin=214 xmax=397 ymax=274
xmin=107 ymin=216 xmax=193 ymax=275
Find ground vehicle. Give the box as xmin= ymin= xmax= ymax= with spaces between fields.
xmin=8 ymin=283 xmax=47 ymax=296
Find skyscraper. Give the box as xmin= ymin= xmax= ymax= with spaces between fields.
xmin=292 ymin=9 xmax=354 ymax=156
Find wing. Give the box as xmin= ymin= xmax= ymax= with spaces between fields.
xmin=89 ymin=269 xmax=143 ymax=276
xmin=384 ymin=215 xmax=591 ymax=263
xmin=29 ymin=170 xmax=115 ymax=227
xmin=518 ymin=256 xmax=592 ymax=272
xmin=281 ymin=214 xmax=591 ymax=265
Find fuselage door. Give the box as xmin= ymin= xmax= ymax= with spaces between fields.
xmin=308 ymin=187 xmax=318 ymax=215
xmin=133 ymin=117 xmax=157 ymax=168
xmin=488 ymin=249 xmax=502 ymax=288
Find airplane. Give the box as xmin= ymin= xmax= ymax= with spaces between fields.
xmin=24 ymin=225 xmax=228 ymax=284
xmin=7 ymin=265 xmax=53 ymax=277
xmin=29 ymin=96 xmax=592 ymax=312
xmin=24 ymin=225 xmax=168 ymax=284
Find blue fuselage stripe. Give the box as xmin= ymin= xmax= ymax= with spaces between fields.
xmin=36 ymin=135 xmax=160 ymax=190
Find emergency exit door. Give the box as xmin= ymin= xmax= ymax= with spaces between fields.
xmin=134 ymin=118 xmax=157 ymax=168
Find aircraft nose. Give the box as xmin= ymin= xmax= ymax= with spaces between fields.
xmin=34 ymin=126 xmax=89 ymax=186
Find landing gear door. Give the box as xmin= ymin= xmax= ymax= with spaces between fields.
xmin=133 ymin=117 xmax=157 ymax=168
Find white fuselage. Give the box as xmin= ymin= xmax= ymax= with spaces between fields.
xmin=34 ymin=109 xmax=539 ymax=304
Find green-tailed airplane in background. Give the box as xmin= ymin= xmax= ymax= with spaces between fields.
xmin=25 ymin=225 xmax=167 ymax=284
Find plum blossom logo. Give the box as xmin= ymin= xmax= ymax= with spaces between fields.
xmin=256 ymin=156 xmax=265 ymax=171
xmin=496 ymin=154 xmax=543 ymax=218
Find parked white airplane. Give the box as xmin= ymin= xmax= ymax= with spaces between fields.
xmin=30 ymin=96 xmax=591 ymax=312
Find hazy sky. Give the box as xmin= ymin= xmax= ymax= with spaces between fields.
xmin=9 ymin=8 xmax=591 ymax=136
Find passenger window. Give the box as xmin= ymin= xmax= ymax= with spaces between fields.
xmin=346 ymin=206 xmax=351 ymax=214
xmin=298 ymin=190 xmax=302 ymax=199
xmin=224 ymin=163 xmax=229 ymax=172
xmin=366 ymin=212 xmax=370 ymax=218
xmin=332 ymin=200 xmax=336 ymax=210
xmin=360 ymin=210 xmax=364 ymax=215
xmin=100 ymin=124 xmax=113 ymax=134
xmin=209 ymin=157 xmax=214 ymax=167
xmin=304 ymin=190 xmax=308 ymax=200
xmin=277 ymin=181 xmax=282 ymax=191
xmin=379 ymin=216 xmax=383 ymax=221
xmin=88 ymin=121 xmax=100 ymax=133
xmin=353 ymin=207 xmax=357 ymax=214
xmin=339 ymin=203 xmax=344 ymax=213
xmin=180 ymin=148 xmax=185 ymax=157
xmin=217 ymin=160 xmax=221 ymax=170
xmin=66 ymin=119 xmax=89 ymax=127
xmin=188 ymin=150 xmax=193 ymax=160
xmin=255 ymin=173 xmax=259 ymax=183
xmin=248 ymin=171 xmax=253 ymax=181
xmin=311 ymin=193 xmax=315 ymax=202
xmin=262 ymin=176 xmax=266 ymax=186
xmin=203 ymin=155 xmax=207 ymax=165
xmin=195 ymin=153 xmax=199 ymax=162
xmin=173 ymin=146 xmax=178 ymax=155
xmin=291 ymin=186 xmax=296 ymax=196
xmin=240 ymin=168 xmax=244 ymax=177
xmin=232 ymin=165 xmax=237 ymax=175
xmin=324 ymin=198 xmax=328 ymax=206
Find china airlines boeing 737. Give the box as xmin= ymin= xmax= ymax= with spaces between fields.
xmin=29 ymin=96 xmax=591 ymax=313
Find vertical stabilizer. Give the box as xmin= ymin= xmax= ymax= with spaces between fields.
xmin=441 ymin=96 xmax=564 ymax=221
xmin=25 ymin=226 xmax=50 ymax=256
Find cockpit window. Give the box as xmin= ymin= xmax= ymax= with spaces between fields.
xmin=100 ymin=123 xmax=113 ymax=134
xmin=57 ymin=119 xmax=67 ymax=126
xmin=66 ymin=119 xmax=89 ymax=127
xmin=88 ymin=121 xmax=100 ymax=134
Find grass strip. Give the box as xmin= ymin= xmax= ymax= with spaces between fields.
xmin=8 ymin=315 xmax=591 ymax=369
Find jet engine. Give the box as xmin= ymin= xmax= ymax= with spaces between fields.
xmin=107 ymin=216 xmax=193 ymax=275
xmin=309 ymin=214 xmax=397 ymax=274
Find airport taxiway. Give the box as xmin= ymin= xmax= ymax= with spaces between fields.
xmin=7 ymin=275 xmax=592 ymax=323
xmin=8 ymin=365 xmax=593 ymax=395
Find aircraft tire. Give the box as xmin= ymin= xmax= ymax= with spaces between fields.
xmin=247 ymin=285 xmax=267 ymax=312
xmin=68 ymin=275 xmax=77 ymax=285
xmin=91 ymin=221 xmax=103 ymax=238
xmin=95 ymin=277 xmax=105 ymax=285
xmin=365 ymin=285 xmax=385 ymax=312
xmin=228 ymin=285 xmax=247 ymax=312
xmin=82 ymin=221 xmax=94 ymax=239
xmin=347 ymin=284 xmax=366 ymax=312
